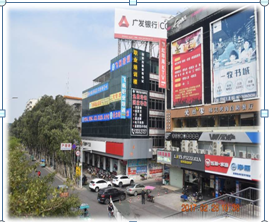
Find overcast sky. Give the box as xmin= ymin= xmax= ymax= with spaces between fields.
xmin=7 ymin=6 xmax=179 ymax=123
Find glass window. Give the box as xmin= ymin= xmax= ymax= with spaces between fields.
xmin=219 ymin=115 xmax=235 ymax=127
xmin=186 ymin=118 xmax=197 ymax=127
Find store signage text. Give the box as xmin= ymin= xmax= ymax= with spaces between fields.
xmin=174 ymin=154 xmax=201 ymax=163
xmin=82 ymin=83 xmax=109 ymax=99
xmin=111 ymin=53 xmax=132 ymax=72
xmin=209 ymin=134 xmax=236 ymax=141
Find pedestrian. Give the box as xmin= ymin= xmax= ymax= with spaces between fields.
xmin=107 ymin=203 xmax=114 ymax=218
xmin=141 ymin=189 xmax=145 ymax=204
xmin=37 ymin=171 xmax=41 ymax=177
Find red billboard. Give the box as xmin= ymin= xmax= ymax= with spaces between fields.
xmin=159 ymin=39 xmax=167 ymax=89
xmin=171 ymin=29 xmax=203 ymax=107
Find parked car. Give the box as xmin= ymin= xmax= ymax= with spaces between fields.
xmin=112 ymin=175 xmax=134 ymax=188
xmin=97 ymin=187 xmax=126 ymax=204
xmin=89 ymin=178 xmax=112 ymax=192
xmin=126 ymin=184 xmax=145 ymax=196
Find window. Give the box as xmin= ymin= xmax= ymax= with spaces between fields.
xmin=186 ymin=118 xmax=198 ymax=127
xmin=149 ymin=80 xmax=165 ymax=93
xmin=149 ymin=99 xmax=165 ymax=111
xmin=200 ymin=116 xmax=215 ymax=127
xmin=152 ymin=136 xmax=164 ymax=147
xmin=240 ymin=113 xmax=259 ymax=126
xmin=219 ymin=115 xmax=235 ymax=127
xmin=149 ymin=117 xmax=164 ymax=129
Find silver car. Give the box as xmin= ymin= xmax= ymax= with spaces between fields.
xmin=126 ymin=184 xmax=145 ymax=196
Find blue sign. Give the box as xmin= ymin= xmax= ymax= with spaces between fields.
xmin=111 ymin=53 xmax=132 ymax=72
xmin=82 ymin=108 xmax=131 ymax=123
xmin=82 ymin=83 xmax=108 ymax=99
xmin=121 ymin=76 xmax=127 ymax=119
xmin=136 ymin=166 xmax=147 ymax=174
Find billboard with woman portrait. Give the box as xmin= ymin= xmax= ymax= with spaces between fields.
xmin=211 ymin=7 xmax=259 ymax=103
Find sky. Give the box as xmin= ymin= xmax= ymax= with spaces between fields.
xmin=7 ymin=5 xmax=179 ymax=123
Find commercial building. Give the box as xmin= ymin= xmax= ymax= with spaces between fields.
xmin=25 ymin=98 xmax=39 ymax=111
xmin=81 ymin=48 xmax=164 ymax=179
xmin=158 ymin=6 xmax=260 ymax=197
xmin=63 ymin=95 xmax=82 ymax=135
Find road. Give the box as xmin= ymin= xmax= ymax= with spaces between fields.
xmin=36 ymin=163 xmax=178 ymax=221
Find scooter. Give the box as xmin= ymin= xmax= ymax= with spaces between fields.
xmin=140 ymin=174 xmax=147 ymax=181
xmin=180 ymin=186 xmax=190 ymax=202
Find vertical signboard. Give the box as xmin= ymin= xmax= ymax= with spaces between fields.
xmin=159 ymin=39 xmax=167 ymax=89
xmin=131 ymin=88 xmax=148 ymax=136
xmin=211 ymin=8 xmax=258 ymax=103
xmin=171 ymin=28 xmax=203 ymax=108
xmin=121 ymin=76 xmax=127 ymax=119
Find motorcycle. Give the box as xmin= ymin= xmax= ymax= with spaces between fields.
xmin=192 ymin=191 xmax=203 ymax=203
xmin=146 ymin=192 xmax=155 ymax=203
xmin=140 ymin=174 xmax=147 ymax=181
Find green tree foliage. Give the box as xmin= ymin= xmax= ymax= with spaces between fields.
xmin=10 ymin=95 xmax=81 ymax=178
xmin=8 ymin=137 xmax=81 ymax=217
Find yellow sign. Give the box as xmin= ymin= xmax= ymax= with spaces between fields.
xmin=76 ymin=166 xmax=81 ymax=176
xmin=89 ymin=92 xmax=121 ymax=109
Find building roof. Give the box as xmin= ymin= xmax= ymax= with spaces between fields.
xmin=63 ymin=95 xmax=82 ymax=100
xmin=93 ymin=70 xmax=110 ymax=84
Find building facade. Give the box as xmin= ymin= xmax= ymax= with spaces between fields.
xmin=25 ymin=98 xmax=39 ymax=111
xmin=81 ymin=48 xmax=164 ymax=179
xmin=158 ymin=6 xmax=260 ymax=197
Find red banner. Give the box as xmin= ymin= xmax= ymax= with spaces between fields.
xmin=172 ymin=29 xmax=203 ymax=107
xmin=159 ymin=39 xmax=167 ymax=89
xmin=204 ymin=155 xmax=233 ymax=174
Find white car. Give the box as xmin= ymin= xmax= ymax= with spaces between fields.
xmin=89 ymin=178 xmax=112 ymax=192
xmin=112 ymin=175 xmax=134 ymax=188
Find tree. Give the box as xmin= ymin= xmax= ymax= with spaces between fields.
xmin=9 ymin=95 xmax=81 ymax=178
xmin=8 ymin=137 xmax=81 ymax=217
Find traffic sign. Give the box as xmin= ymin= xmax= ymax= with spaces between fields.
xmin=76 ymin=151 xmax=80 ymax=156
xmin=72 ymin=144 xmax=77 ymax=149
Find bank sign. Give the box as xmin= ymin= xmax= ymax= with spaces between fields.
xmin=172 ymin=152 xmax=205 ymax=171
xmin=205 ymin=155 xmax=252 ymax=180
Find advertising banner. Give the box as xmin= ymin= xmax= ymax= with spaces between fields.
xmin=82 ymin=83 xmax=109 ymax=99
xmin=131 ymin=88 xmax=148 ymax=136
xmin=148 ymin=161 xmax=163 ymax=174
xmin=60 ymin=143 xmax=72 ymax=151
xmin=159 ymin=39 xmax=167 ymax=89
xmin=128 ymin=159 xmax=147 ymax=167
xmin=137 ymin=166 xmax=147 ymax=174
xmin=157 ymin=151 xmax=171 ymax=164
xmin=82 ymin=108 xmax=131 ymax=123
xmin=89 ymin=92 xmax=121 ymax=109
xmin=172 ymin=152 xmax=205 ymax=171
xmin=121 ymin=76 xmax=127 ymax=119
xmin=114 ymin=8 xmax=170 ymax=41
xmin=205 ymin=155 xmax=252 ymax=180
xmin=171 ymin=28 xmax=203 ymax=107
xmin=211 ymin=8 xmax=258 ymax=103
xmin=111 ymin=53 xmax=132 ymax=72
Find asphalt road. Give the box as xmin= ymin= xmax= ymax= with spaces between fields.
xmin=35 ymin=163 xmax=178 ymax=221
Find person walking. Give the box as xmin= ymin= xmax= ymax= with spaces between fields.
xmin=37 ymin=171 xmax=41 ymax=177
xmin=141 ymin=189 xmax=146 ymax=204
xmin=107 ymin=203 xmax=114 ymax=218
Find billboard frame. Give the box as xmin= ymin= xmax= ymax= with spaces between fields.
xmin=171 ymin=27 xmax=204 ymax=109
xmin=209 ymin=5 xmax=260 ymax=104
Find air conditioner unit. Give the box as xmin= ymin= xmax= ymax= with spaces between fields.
xmin=205 ymin=150 xmax=212 ymax=155
xmin=255 ymin=153 xmax=260 ymax=159
xmin=224 ymin=149 xmax=234 ymax=157
xmin=176 ymin=148 xmax=180 ymax=152
xmin=247 ymin=153 xmax=255 ymax=159
xmin=212 ymin=141 xmax=223 ymax=156
xmin=239 ymin=151 xmax=246 ymax=158
xmin=181 ymin=140 xmax=189 ymax=152
xmin=165 ymin=141 xmax=172 ymax=151
xmin=199 ymin=149 xmax=205 ymax=154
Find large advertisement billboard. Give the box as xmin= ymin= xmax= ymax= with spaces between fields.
xmin=131 ymin=88 xmax=148 ymax=136
xmin=211 ymin=7 xmax=258 ymax=103
xmin=171 ymin=28 xmax=203 ymax=108
xmin=114 ymin=8 xmax=170 ymax=41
